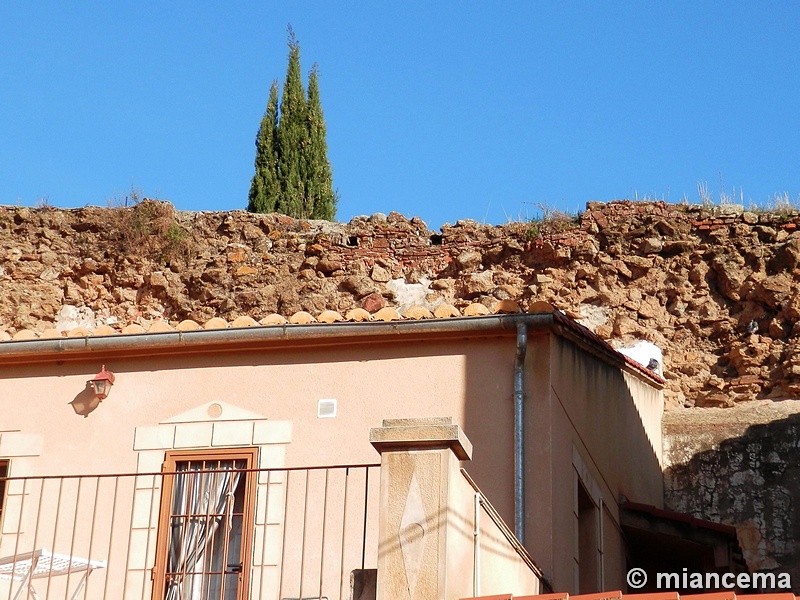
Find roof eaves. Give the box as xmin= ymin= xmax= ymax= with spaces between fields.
xmin=0 ymin=314 xmax=553 ymax=364
xmin=552 ymin=311 xmax=666 ymax=386
xmin=0 ymin=310 xmax=665 ymax=388
xmin=622 ymin=501 xmax=738 ymax=536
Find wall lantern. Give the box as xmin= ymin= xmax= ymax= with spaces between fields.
xmin=89 ymin=365 xmax=115 ymax=400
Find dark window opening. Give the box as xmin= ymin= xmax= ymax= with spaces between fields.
xmin=578 ymin=481 xmax=599 ymax=593
xmin=0 ymin=460 xmax=8 ymax=522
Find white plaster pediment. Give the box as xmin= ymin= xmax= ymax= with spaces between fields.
xmin=162 ymin=401 xmax=267 ymax=424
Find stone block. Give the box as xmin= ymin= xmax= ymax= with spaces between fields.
xmin=0 ymin=432 xmax=43 ymax=457
xmin=258 ymin=445 xmax=286 ymax=469
xmin=253 ymin=420 xmax=293 ymax=445
xmin=173 ymin=422 xmax=213 ymax=448
xmin=132 ymin=488 xmax=159 ymax=529
xmin=369 ymin=417 xmax=472 ymax=460
xmin=211 ymin=421 xmax=254 ymax=446
xmin=133 ymin=425 xmax=175 ymax=451
xmin=127 ymin=528 xmax=157 ymax=570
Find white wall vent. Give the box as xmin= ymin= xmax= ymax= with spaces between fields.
xmin=317 ymin=399 xmax=337 ymax=418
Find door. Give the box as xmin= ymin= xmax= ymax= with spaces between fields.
xmin=153 ymin=448 xmax=257 ymax=600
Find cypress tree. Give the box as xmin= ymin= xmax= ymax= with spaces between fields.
xmin=304 ymin=64 xmax=337 ymax=220
xmin=247 ymin=26 xmax=337 ymax=220
xmin=247 ymin=80 xmax=280 ymax=213
xmin=275 ymin=28 xmax=308 ymax=218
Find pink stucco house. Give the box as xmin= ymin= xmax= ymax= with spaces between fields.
xmin=0 ymin=304 xmax=735 ymax=599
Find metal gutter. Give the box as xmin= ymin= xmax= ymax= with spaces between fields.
xmin=0 ymin=314 xmax=554 ymax=363
xmin=0 ymin=312 xmax=665 ymax=387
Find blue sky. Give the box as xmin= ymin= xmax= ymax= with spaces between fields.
xmin=2 ymin=2 xmax=799 ymax=230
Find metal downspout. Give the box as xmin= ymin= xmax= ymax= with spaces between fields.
xmin=514 ymin=322 xmax=528 ymax=544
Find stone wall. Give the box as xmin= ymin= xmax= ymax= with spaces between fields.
xmin=4 ymin=199 xmax=800 ymax=408
xmin=664 ymin=401 xmax=800 ymax=589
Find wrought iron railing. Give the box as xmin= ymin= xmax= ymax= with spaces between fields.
xmin=0 ymin=464 xmax=379 ymax=600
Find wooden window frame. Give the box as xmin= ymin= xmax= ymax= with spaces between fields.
xmin=152 ymin=447 xmax=259 ymax=600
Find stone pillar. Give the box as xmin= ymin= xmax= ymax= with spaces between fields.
xmin=369 ymin=417 xmax=473 ymax=600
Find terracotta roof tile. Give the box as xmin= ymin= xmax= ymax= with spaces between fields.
xmin=90 ymin=324 xmax=117 ymax=337
xmin=260 ymin=314 xmax=287 ymax=325
xmin=529 ymin=300 xmax=555 ymax=312
xmin=289 ymin=311 xmax=316 ymax=324
xmin=737 ymin=596 xmax=796 ymax=600
xmin=622 ymin=501 xmax=737 ymax=535
xmin=151 ymin=320 xmax=176 ymax=333
xmin=404 ymin=306 xmax=433 ymax=320
xmin=121 ymin=324 xmax=147 ymax=335
xmin=40 ymin=328 xmax=63 ymax=339
xmin=12 ymin=329 xmax=37 ymax=341
xmin=461 ymin=594 xmax=800 ymax=600
xmin=493 ymin=299 xmax=521 ymax=313
xmin=317 ymin=310 xmax=344 ymax=323
xmin=571 ymin=591 xmax=622 ymax=600
xmin=373 ymin=307 xmax=402 ymax=322
xmin=433 ymin=304 xmax=460 ymax=318
xmin=203 ymin=317 xmax=229 ymax=330
xmin=66 ymin=327 xmax=91 ymax=338
xmin=174 ymin=319 xmax=199 ymax=331
xmin=231 ymin=316 xmax=258 ymax=328
xmin=345 ymin=308 xmax=372 ymax=322
xmin=463 ymin=302 xmax=490 ymax=316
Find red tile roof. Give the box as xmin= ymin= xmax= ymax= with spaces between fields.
xmin=622 ymin=501 xmax=738 ymax=536
xmin=462 ymin=594 xmax=798 ymax=600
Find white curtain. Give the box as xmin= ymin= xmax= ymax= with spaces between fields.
xmin=164 ymin=463 xmax=242 ymax=600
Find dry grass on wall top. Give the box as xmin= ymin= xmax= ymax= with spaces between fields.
xmin=103 ymin=200 xmax=195 ymax=264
